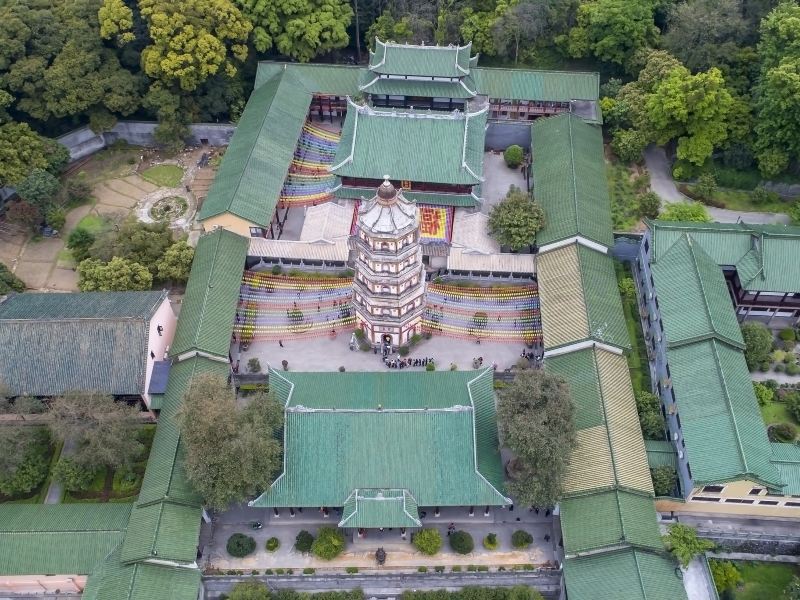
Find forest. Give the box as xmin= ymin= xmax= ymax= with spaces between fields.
xmin=1 ymin=0 xmax=800 ymax=188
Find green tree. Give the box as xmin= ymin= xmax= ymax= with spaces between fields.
xmin=227 ymin=582 xmax=270 ymax=600
xmin=663 ymin=523 xmax=715 ymax=568
xmin=90 ymin=218 xmax=173 ymax=276
xmin=367 ymin=11 xmax=416 ymax=48
xmin=177 ymin=374 xmax=284 ymax=510
xmin=295 ymin=530 xmax=314 ymax=552
xmin=497 ymin=369 xmax=575 ymax=507
xmin=67 ymin=228 xmax=97 ymax=264
xmin=0 ymin=123 xmax=59 ymax=186
xmin=790 ymin=201 xmax=800 ymax=226
xmin=311 ymin=526 xmax=346 ymax=560
xmin=98 ymin=0 xmax=135 ymax=46
xmin=236 ymin=0 xmax=353 ymax=62
xmin=639 ymin=192 xmax=661 ymax=219
xmin=564 ymin=0 xmax=659 ymax=67
xmin=0 ymin=427 xmax=51 ymax=497
xmin=709 ymin=560 xmax=741 ymax=593
xmin=753 ymin=381 xmax=774 ymax=407
xmin=0 ymin=262 xmax=25 ymax=294
xmin=511 ymin=529 xmax=533 ymax=549
xmin=52 ymin=457 xmax=98 ymax=491
xmin=635 ymin=390 xmax=665 ymax=440
xmin=660 ymin=202 xmax=711 ymax=222
xmin=77 ymin=257 xmax=153 ymax=291
xmin=694 ymin=172 xmax=717 ymax=202
xmin=139 ymin=0 xmax=252 ymax=91
xmin=412 ymin=528 xmax=442 ymax=555
xmin=741 ymin=321 xmax=774 ymax=371
xmin=48 ymin=391 xmax=143 ymax=470
xmin=755 ymin=57 xmax=800 ymax=177
xmin=487 ymin=186 xmax=545 ymax=251
xmin=618 ymin=277 xmax=636 ymax=303
xmin=449 ymin=530 xmax=474 ymax=554
xmin=15 ymin=168 xmax=60 ymax=210
xmin=156 ymin=240 xmax=195 ymax=283
xmin=650 ymin=466 xmax=676 ymax=496
xmin=227 ymin=533 xmax=257 ymax=557
xmin=611 ymin=128 xmax=648 ymax=163
xmin=503 ymin=145 xmax=524 ymax=168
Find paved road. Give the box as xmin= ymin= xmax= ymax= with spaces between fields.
xmin=643 ymin=145 xmax=790 ymax=225
xmin=202 ymin=573 xmax=561 ymax=599
xmin=44 ymin=437 xmax=75 ymax=504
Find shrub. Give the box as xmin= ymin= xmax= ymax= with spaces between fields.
xmin=651 ymin=466 xmax=677 ymax=496
xmin=477 ymin=565 xmax=489 ymax=572
xmin=638 ymin=192 xmax=661 ymax=219
xmin=67 ymin=228 xmax=96 ymax=264
xmin=511 ymin=530 xmax=533 ymax=549
xmin=753 ymin=382 xmax=775 ymax=407
xmin=780 ymin=328 xmax=797 ymax=342
xmin=266 ymin=537 xmax=280 ymax=552
xmin=451 ymin=566 xmax=461 ymax=572
xmin=434 ymin=566 xmax=445 ymax=572
xmin=759 ymin=362 xmax=771 ymax=372
xmin=295 ymin=530 xmax=314 ymax=553
xmin=611 ymin=128 xmax=647 ymax=163
xmin=425 ymin=362 xmax=435 ymax=371
xmin=787 ymin=364 xmax=800 ymax=376
xmin=769 ymin=422 xmax=797 ymax=443
xmin=417 ymin=566 xmax=428 ymax=573
xmin=303 ymin=568 xmax=315 ymax=575
xmin=345 ymin=567 xmax=359 ymax=574
xmin=412 ymin=528 xmax=442 ymax=555
xmin=694 ymin=172 xmax=717 ymax=201
xmin=53 ymin=457 xmax=97 ymax=492
xmin=46 ymin=207 xmax=66 ymax=231
xmin=750 ymin=187 xmax=779 ymax=205
xmin=710 ymin=560 xmax=742 ymax=593
xmin=483 ymin=533 xmax=499 ymax=550
xmin=467 ymin=565 xmax=477 ymax=572
xmin=311 ymin=527 xmax=346 ymax=560
xmin=247 ymin=357 xmax=262 ymax=373
xmin=450 ymin=363 xmax=457 ymax=371
xmin=398 ymin=345 xmax=410 ymax=356
xmin=226 ymin=534 xmax=256 ymax=557
xmin=0 ymin=262 xmax=25 ymax=294
xmin=276 ymin=568 xmax=284 ymax=575
xmin=449 ymin=530 xmax=474 ymax=554
xmin=664 ymin=524 xmax=715 ymax=568
xmin=789 ymin=200 xmax=800 ymax=226
xmin=775 ymin=363 xmax=785 ymax=373
xmin=271 ymin=264 xmax=283 ymax=275
xmin=787 ymin=392 xmax=800 ymax=422
xmin=504 ymin=145 xmax=524 ymax=168
xmin=742 ymin=322 xmax=774 ymax=371
xmin=282 ymin=359 xmax=289 ymax=371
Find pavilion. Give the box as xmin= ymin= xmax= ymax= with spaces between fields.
xmin=250 ymin=368 xmax=510 ymax=527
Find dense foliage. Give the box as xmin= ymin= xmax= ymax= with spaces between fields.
xmin=663 ymin=523 xmax=715 ymax=568
xmin=511 ymin=529 xmax=533 ymax=549
xmin=650 ymin=466 xmax=677 ymax=497
xmin=295 ymin=530 xmax=315 ymax=552
xmin=449 ymin=530 xmax=474 ymax=554
xmin=487 ymin=186 xmax=545 ymax=251
xmin=412 ymin=528 xmax=442 ymax=555
xmin=634 ymin=390 xmax=665 ymax=440
xmin=741 ymin=321 xmax=774 ymax=371
xmin=311 ymin=526 xmax=346 ymax=560
xmin=226 ymin=533 xmax=257 ymax=557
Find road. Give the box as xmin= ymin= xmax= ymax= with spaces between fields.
xmin=202 ymin=572 xmax=562 ymax=599
xmin=642 ymin=145 xmax=790 ymax=225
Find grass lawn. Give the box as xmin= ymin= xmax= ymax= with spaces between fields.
xmin=731 ymin=560 xmax=800 ymax=600
xmin=607 ymin=162 xmax=643 ymax=231
xmin=760 ymin=401 xmax=796 ymax=426
xmin=75 ymin=214 xmax=108 ymax=235
xmin=712 ymin=188 xmax=791 ymax=215
xmin=141 ymin=164 xmax=184 ymax=188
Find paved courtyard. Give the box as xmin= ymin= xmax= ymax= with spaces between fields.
xmin=203 ymin=504 xmax=556 ymax=571
xmin=235 ymin=331 xmax=529 ymax=374
xmin=481 ymin=152 xmax=527 ymax=214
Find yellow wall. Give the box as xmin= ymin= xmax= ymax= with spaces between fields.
xmin=201 ymin=214 xmax=257 ymax=238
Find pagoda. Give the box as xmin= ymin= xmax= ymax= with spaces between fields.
xmin=351 ymin=179 xmax=426 ymax=347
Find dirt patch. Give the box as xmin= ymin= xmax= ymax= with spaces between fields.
xmin=48 ymin=268 xmax=79 ymax=291
xmin=13 ymin=260 xmax=51 ymax=288
xmin=94 ymin=182 xmax=139 ymax=208
xmin=21 ymin=238 xmax=64 ymax=262
xmin=122 ymin=175 xmax=158 ymax=193
xmin=107 ymin=178 xmax=153 ymax=200
xmin=94 ymin=203 xmax=128 ymax=218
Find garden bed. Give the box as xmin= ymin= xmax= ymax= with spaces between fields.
xmin=141 ymin=164 xmax=184 ymax=188
xmin=615 ymin=261 xmax=651 ymax=394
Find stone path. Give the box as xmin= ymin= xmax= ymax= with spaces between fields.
xmin=44 ymin=438 xmax=75 ymax=504
xmin=643 ymin=145 xmax=790 ymax=225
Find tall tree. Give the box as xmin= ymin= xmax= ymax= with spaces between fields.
xmin=741 ymin=321 xmax=773 ymax=370
xmin=177 ymin=374 xmax=284 ymax=510
xmin=487 ymin=185 xmax=545 ymax=251
xmin=493 ymin=0 xmax=550 ymax=65
xmin=236 ymin=0 xmax=353 ymax=62
xmin=15 ymin=169 xmax=60 ymax=211
xmin=77 ymin=257 xmax=154 ymax=291
xmin=48 ymin=391 xmax=143 ymax=470
xmin=0 ymin=123 xmax=66 ymax=187
xmin=156 ymin=240 xmax=195 ymax=284
xmin=496 ymin=369 xmax=576 ymax=507
xmin=89 ymin=218 xmax=174 ymax=276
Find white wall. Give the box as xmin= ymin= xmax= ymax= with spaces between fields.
xmin=143 ymin=297 xmax=177 ymax=407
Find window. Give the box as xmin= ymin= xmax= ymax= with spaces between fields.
xmin=724 ymin=499 xmax=754 ymax=504
xmin=249 ymin=227 xmax=265 ymax=237
xmin=692 ymin=497 xmax=721 ymax=502
xmin=786 ymin=502 xmax=800 ymax=507
xmin=702 ymin=485 xmax=725 ymax=494
xmin=644 ymin=239 xmax=650 ymax=254
xmin=749 ymin=488 xmax=764 ymax=496
xmin=758 ymin=500 xmax=779 ymax=506
xmin=687 ymin=463 xmax=692 ymax=479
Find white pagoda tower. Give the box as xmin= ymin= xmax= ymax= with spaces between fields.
xmin=351 ymin=179 xmax=426 ymax=347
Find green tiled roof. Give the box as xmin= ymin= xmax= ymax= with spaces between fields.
xmin=472 ymin=67 xmax=599 ymax=102
xmin=644 ymin=440 xmax=678 ymax=470
xmin=667 ymin=338 xmax=782 ymax=488
xmin=559 ymin=490 xmax=663 ymax=554
xmin=331 ymin=102 xmax=486 ymax=186
xmin=545 ymin=349 xmax=608 ymax=431
xmin=368 ymin=39 xmax=473 ymax=78
xmin=564 ymin=548 xmax=687 ymax=600
xmin=120 ymin=502 xmax=201 ymax=564
xmin=532 ymin=114 xmax=613 ymax=248
xmin=0 ymin=504 xmax=131 ymax=576
xmin=169 ymin=229 xmax=248 ymax=359
xmin=252 ymin=369 xmax=509 ymax=512
xmin=771 ymin=443 xmax=800 ymax=495
xmin=198 ymin=68 xmax=312 ymax=227
xmin=651 ymin=221 xmax=800 ymax=294
xmin=334 ymin=185 xmax=478 ymax=207
xmin=340 ymin=489 xmax=421 ymax=528
xmin=577 ymin=245 xmax=629 ymax=349
xmin=0 ymin=291 xmax=167 ymax=397
xmin=255 ymin=62 xmax=362 ymax=95
xmin=359 ymin=74 xmax=477 ymax=98
xmin=652 ymin=235 xmax=745 ymax=349
xmin=83 ymin=547 xmax=201 ymax=600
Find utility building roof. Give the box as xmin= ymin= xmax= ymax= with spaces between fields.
xmin=331 ymin=101 xmax=486 ymax=186
xmin=368 ymin=39 xmax=475 ymax=78
xmin=251 ymin=369 xmax=509 ymax=518
xmin=0 ymin=290 xmax=167 ymax=397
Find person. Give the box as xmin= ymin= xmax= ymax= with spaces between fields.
xmin=447 ymin=523 xmax=455 ymax=536
xmin=279 ymin=340 xmax=284 ymax=348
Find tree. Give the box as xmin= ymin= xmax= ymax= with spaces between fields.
xmin=511 ymin=530 xmax=533 ymax=549
xmin=639 ymin=192 xmax=661 ymax=219
xmin=710 ymin=560 xmax=741 ymax=593
xmin=156 ymin=240 xmax=194 ymax=283
xmin=48 ymin=391 xmax=143 ymax=470
xmin=496 ymin=369 xmax=576 ymax=507
xmin=493 ymin=1 xmax=549 ymax=65
xmin=663 ymin=523 xmax=715 ymax=568
xmin=753 ymin=382 xmax=774 ymax=407
xmin=139 ymin=0 xmax=252 ymax=91
xmin=0 ymin=123 xmax=59 ymax=186
xmin=311 ymin=526 xmax=346 ymax=560
xmin=755 ymin=57 xmax=800 ymax=177
xmin=741 ymin=321 xmax=773 ymax=371
xmin=98 ymin=0 xmax=136 ymax=46
xmin=0 ymin=427 xmax=51 ymax=497
xmin=177 ymin=374 xmax=284 ymax=510
xmin=660 ymin=202 xmax=711 ymax=223
xmin=236 ymin=0 xmax=353 ymax=63
xmin=564 ymin=0 xmax=659 ymax=67
xmin=611 ymin=128 xmax=648 ymax=163
xmin=635 ymin=390 xmax=665 ymax=440
xmin=503 ymin=145 xmax=524 ymax=168
xmin=295 ymin=530 xmax=314 ymax=552
xmin=412 ymin=528 xmax=442 ymax=555
xmin=694 ymin=173 xmax=717 ymax=202
xmin=52 ymin=457 xmax=98 ymax=491
xmin=449 ymin=530 xmax=474 ymax=554
xmin=77 ymin=257 xmax=153 ymax=291
xmin=15 ymin=168 xmax=60 ymax=210
xmin=5 ymin=201 xmax=42 ymax=232
xmin=226 ymin=533 xmax=257 ymax=557
xmin=227 ymin=582 xmax=270 ymax=600
xmin=67 ymin=228 xmax=97 ymax=264
xmin=790 ymin=201 xmax=800 ymax=226
xmin=618 ymin=277 xmax=636 ymax=303
xmin=650 ymin=466 xmax=676 ymax=496
xmin=487 ymin=186 xmax=545 ymax=251
xmin=90 ymin=218 xmax=173 ymax=275
xmin=0 ymin=262 xmax=25 ymax=294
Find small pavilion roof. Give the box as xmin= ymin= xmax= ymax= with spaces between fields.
xmin=340 ymin=489 xmax=421 ymax=528
xmin=368 ymin=39 xmax=475 ymax=78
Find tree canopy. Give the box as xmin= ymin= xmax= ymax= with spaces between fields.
xmin=77 ymin=257 xmax=154 ymax=291
xmin=659 ymin=202 xmax=712 ymax=222
xmin=177 ymin=374 xmax=284 ymax=510
xmin=664 ymin=523 xmax=715 ymax=568
xmin=741 ymin=321 xmax=774 ymax=370
xmin=496 ymin=369 xmax=575 ymax=507
xmin=487 ymin=185 xmax=545 ymax=251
